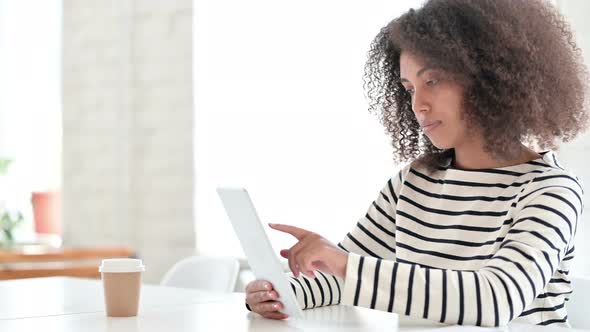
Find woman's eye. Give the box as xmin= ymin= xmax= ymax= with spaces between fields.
xmin=426 ymin=79 xmax=439 ymax=86
xmin=405 ymin=88 xmax=415 ymax=95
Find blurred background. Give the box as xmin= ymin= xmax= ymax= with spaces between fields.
xmin=0 ymin=0 xmax=588 ymax=290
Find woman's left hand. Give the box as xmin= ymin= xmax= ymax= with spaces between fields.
xmin=269 ymin=223 xmax=348 ymax=279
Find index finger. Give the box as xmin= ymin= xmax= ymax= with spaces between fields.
xmin=268 ymin=223 xmax=310 ymax=240
xmin=246 ymin=280 xmax=273 ymax=293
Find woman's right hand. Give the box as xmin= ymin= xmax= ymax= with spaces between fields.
xmin=245 ymin=280 xmax=288 ymax=320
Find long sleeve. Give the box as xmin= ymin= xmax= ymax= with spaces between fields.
xmin=340 ymin=169 xmax=583 ymax=327
xmin=287 ymin=168 xmax=405 ymax=309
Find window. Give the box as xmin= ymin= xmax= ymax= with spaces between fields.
xmin=0 ymin=0 xmax=62 ymax=242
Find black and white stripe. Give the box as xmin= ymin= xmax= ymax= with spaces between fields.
xmin=285 ymin=151 xmax=580 ymax=327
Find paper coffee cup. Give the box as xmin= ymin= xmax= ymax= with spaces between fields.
xmin=99 ymin=258 xmax=145 ymax=317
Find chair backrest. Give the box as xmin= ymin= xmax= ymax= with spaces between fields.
xmin=160 ymin=256 xmax=240 ymax=292
xmin=567 ymin=276 xmax=590 ymax=329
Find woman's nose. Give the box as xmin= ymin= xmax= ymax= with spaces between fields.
xmin=412 ymin=90 xmax=430 ymax=114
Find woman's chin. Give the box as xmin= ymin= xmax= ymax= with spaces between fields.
xmin=428 ymin=138 xmax=453 ymax=150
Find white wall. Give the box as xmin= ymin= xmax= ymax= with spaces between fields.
xmin=62 ymin=0 xmax=195 ymax=283
xmin=554 ymin=0 xmax=590 ymax=277
xmin=193 ymin=0 xmax=424 ymax=260
xmin=60 ymin=0 xmax=590 ymax=284
xmin=194 ymin=0 xmax=590 ymax=282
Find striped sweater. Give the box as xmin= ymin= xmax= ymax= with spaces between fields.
xmin=286 ymin=151 xmax=583 ymax=327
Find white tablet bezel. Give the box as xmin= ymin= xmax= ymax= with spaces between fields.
xmin=217 ymin=187 xmax=303 ymax=319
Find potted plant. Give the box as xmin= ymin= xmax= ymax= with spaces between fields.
xmin=0 ymin=209 xmax=24 ymax=247
xmin=0 ymin=158 xmax=25 ymax=247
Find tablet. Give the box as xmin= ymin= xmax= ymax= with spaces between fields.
xmin=216 ymin=187 xmax=303 ymax=319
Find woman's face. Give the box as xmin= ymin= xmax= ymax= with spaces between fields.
xmin=399 ymin=51 xmax=471 ymax=150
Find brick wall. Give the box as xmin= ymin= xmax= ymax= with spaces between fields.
xmin=62 ymin=0 xmax=194 ymax=283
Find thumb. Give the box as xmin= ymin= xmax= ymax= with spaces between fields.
xmin=280 ymin=249 xmax=290 ymax=258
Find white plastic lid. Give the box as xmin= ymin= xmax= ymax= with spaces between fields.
xmin=99 ymin=258 xmax=145 ymax=273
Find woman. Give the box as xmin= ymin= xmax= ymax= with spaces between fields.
xmin=245 ymin=0 xmax=588 ymax=327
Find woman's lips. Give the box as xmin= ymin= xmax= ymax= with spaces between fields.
xmin=421 ymin=121 xmax=442 ymax=134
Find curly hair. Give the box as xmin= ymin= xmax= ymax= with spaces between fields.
xmin=364 ymin=0 xmax=589 ymax=169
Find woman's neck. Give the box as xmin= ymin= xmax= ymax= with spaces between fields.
xmin=452 ymin=143 xmax=541 ymax=170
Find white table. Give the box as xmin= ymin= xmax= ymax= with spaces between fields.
xmin=0 ymin=277 xmax=585 ymax=331
xmin=0 ymin=276 xmax=233 ymax=320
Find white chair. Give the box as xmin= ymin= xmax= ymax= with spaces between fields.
xmin=567 ymin=276 xmax=590 ymax=329
xmin=160 ymin=256 xmax=240 ymax=292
